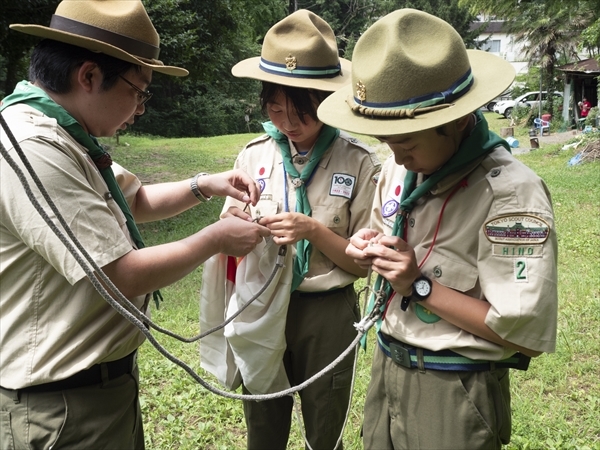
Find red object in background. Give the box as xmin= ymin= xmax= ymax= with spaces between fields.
xmin=541 ymin=113 xmax=552 ymax=122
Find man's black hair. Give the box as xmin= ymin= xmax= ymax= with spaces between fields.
xmin=260 ymin=82 xmax=330 ymax=124
xmin=29 ymin=39 xmax=141 ymax=94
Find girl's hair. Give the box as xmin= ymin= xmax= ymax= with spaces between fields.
xmin=29 ymin=39 xmax=140 ymax=94
xmin=260 ymin=82 xmax=330 ymax=123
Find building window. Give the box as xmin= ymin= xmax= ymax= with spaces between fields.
xmin=480 ymin=39 xmax=501 ymax=53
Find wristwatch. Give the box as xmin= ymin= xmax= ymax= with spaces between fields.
xmin=400 ymin=274 xmax=432 ymax=311
xmin=190 ymin=172 xmax=212 ymax=202
xmin=411 ymin=275 xmax=433 ymax=301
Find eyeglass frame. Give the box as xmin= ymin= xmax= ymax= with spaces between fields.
xmin=119 ymin=75 xmax=153 ymax=105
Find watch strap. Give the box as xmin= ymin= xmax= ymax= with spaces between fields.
xmin=190 ymin=172 xmax=211 ymax=202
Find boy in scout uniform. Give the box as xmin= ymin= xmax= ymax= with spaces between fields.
xmin=317 ymin=9 xmax=558 ymax=450
xmin=200 ymin=10 xmax=380 ymax=450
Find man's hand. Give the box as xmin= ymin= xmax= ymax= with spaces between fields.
xmin=197 ymin=170 xmax=262 ymax=206
xmin=215 ymin=216 xmax=271 ymax=257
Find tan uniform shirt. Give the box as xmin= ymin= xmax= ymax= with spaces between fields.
xmin=225 ymin=131 xmax=381 ymax=291
xmin=200 ymin=131 xmax=380 ymax=391
xmin=372 ymin=148 xmax=558 ymax=360
xmin=0 ymin=104 xmax=147 ymax=389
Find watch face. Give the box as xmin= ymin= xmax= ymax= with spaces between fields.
xmin=414 ymin=279 xmax=431 ymax=297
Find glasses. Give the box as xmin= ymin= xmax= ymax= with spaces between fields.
xmin=119 ymin=75 xmax=153 ymax=105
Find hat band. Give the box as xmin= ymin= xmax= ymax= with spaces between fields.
xmin=259 ymin=58 xmax=341 ymax=79
xmin=354 ymin=69 xmax=473 ymax=110
xmin=49 ymin=15 xmax=160 ymax=60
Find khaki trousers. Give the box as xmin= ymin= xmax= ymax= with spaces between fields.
xmin=0 ymin=366 xmax=144 ymax=450
xmin=363 ymin=347 xmax=512 ymax=450
xmin=243 ymin=284 xmax=359 ymax=450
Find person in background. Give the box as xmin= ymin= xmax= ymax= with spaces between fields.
xmin=578 ymin=96 xmax=592 ymax=118
xmin=318 ymin=9 xmax=558 ymax=450
xmin=0 ymin=1 xmax=269 ymax=448
xmin=200 ymin=10 xmax=380 ymax=450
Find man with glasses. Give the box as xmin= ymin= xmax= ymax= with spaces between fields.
xmin=119 ymin=75 xmax=153 ymax=105
xmin=0 ymin=1 xmax=270 ymax=448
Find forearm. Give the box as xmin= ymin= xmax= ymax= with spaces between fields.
xmin=421 ymin=281 xmax=542 ymax=357
xmin=100 ymin=223 xmax=222 ymax=297
xmin=131 ymin=180 xmax=199 ymax=223
xmin=310 ymin=222 xmax=367 ymax=277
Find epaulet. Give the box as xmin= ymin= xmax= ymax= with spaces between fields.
xmin=244 ymin=133 xmax=271 ymax=149
xmin=338 ymin=130 xmax=375 ymax=153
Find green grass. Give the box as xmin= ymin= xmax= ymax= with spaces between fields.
xmin=101 ymin=118 xmax=600 ymax=449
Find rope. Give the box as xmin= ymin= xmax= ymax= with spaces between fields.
xmin=346 ymin=96 xmax=451 ymax=118
xmin=0 ymin=112 xmax=382 ymax=403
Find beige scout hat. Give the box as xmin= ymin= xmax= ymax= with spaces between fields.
xmin=231 ymin=9 xmax=351 ymax=92
xmin=317 ymin=8 xmax=515 ymax=135
xmin=10 ymin=0 xmax=188 ymax=77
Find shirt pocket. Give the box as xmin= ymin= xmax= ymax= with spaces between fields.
xmin=312 ymin=204 xmax=349 ymax=237
xmin=253 ymin=200 xmax=279 ymax=219
xmin=424 ymin=250 xmax=478 ymax=293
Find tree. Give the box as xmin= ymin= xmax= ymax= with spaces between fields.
xmin=0 ymin=0 xmax=60 ymax=96
xmin=460 ymin=0 xmax=598 ymax=117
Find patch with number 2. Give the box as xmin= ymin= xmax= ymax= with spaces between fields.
xmin=514 ymin=258 xmax=528 ymax=283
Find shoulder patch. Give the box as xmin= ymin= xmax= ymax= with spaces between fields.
xmin=484 ymin=214 xmax=550 ymax=244
xmin=338 ymin=131 xmax=374 ymax=153
xmin=245 ymin=134 xmax=271 ymax=149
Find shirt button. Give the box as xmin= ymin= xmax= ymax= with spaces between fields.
xmin=333 ymin=216 xmax=341 ymax=224
xmin=433 ymin=266 xmax=443 ymax=277
xmin=490 ymin=168 xmax=502 ymax=177
xmin=409 ymin=218 xmax=415 ymax=228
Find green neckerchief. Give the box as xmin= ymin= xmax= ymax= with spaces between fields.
xmin=1 ymin=81 xmax=163 ymax=307
xmin=362 ymin=110 xmax=509 ymax=348
xmin=263 ymin=121 xmax=340 ymax=292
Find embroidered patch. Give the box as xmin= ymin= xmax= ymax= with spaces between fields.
xmin=382 ymin=199 xmax=399 ymax=218
xmin=255 ymin=163 xmax=272 ymax=180
xmin=415 ymin=303 xmax=441 ymax=323
xmin=383 ymin=217 xmax=395 ymax=230
xmin=492 ymin=244 xmax=543 ymax=258
xmin=257 ymin=178 xmax=266 ymax=193
xmin=514 ymin=259 xmax=528 ymax=283
xmin=484 ymin=214 xmax=550 ymax=244
xmin=330 ymin=173 xmax=355 ymax=199
xmin=392 ymin=183 xmax=403 ymax=200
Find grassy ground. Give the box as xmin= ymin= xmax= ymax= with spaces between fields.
xmin=102 ymin=113 xmax=599 ymax=449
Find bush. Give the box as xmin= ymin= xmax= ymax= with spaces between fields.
xmin=585 ymin=106 xmax=598 ymax=127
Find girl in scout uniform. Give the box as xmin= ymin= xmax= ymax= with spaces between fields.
xmin=317 ymin=9 xmax=558 ymax=450
xmin=200 ymin=10 xmax=380 ymax=450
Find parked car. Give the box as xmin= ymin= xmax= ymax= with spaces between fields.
xmin=493 ymin=91 xmax=563 ymax=118
xmin=485 ymin=89 xmax=513 ymax=112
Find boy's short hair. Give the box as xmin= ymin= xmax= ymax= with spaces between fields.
xmin=260 ymin=82 xmax=330 ymax=124
xmin=29 ymin=39 xmax=140 ymax=94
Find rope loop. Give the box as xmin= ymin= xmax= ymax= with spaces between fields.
xmin=346 ymin=96 xmax=451 ymax=118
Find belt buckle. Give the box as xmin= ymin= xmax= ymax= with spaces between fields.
xmin=389 ymin=341 xmax=412 ymax=368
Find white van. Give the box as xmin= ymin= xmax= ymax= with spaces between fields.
xmin=493 ymin=91 xmax=563 ymax=118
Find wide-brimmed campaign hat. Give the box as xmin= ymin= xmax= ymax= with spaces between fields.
xmin=10 ymin=0 xmax=188 ymax=77
xmin=232 ymin=9 xmax=351 ymax=92
xmin=317 ymin=9 xmax=515 ymax=135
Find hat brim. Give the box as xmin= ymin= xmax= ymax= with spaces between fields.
xmin=10 ymin=24 xmax=188 ymax=77
xmin=317 ymin=50 xmax=514 ymax=135
xmin=232 ymin=56 xmax=352 ymax=92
